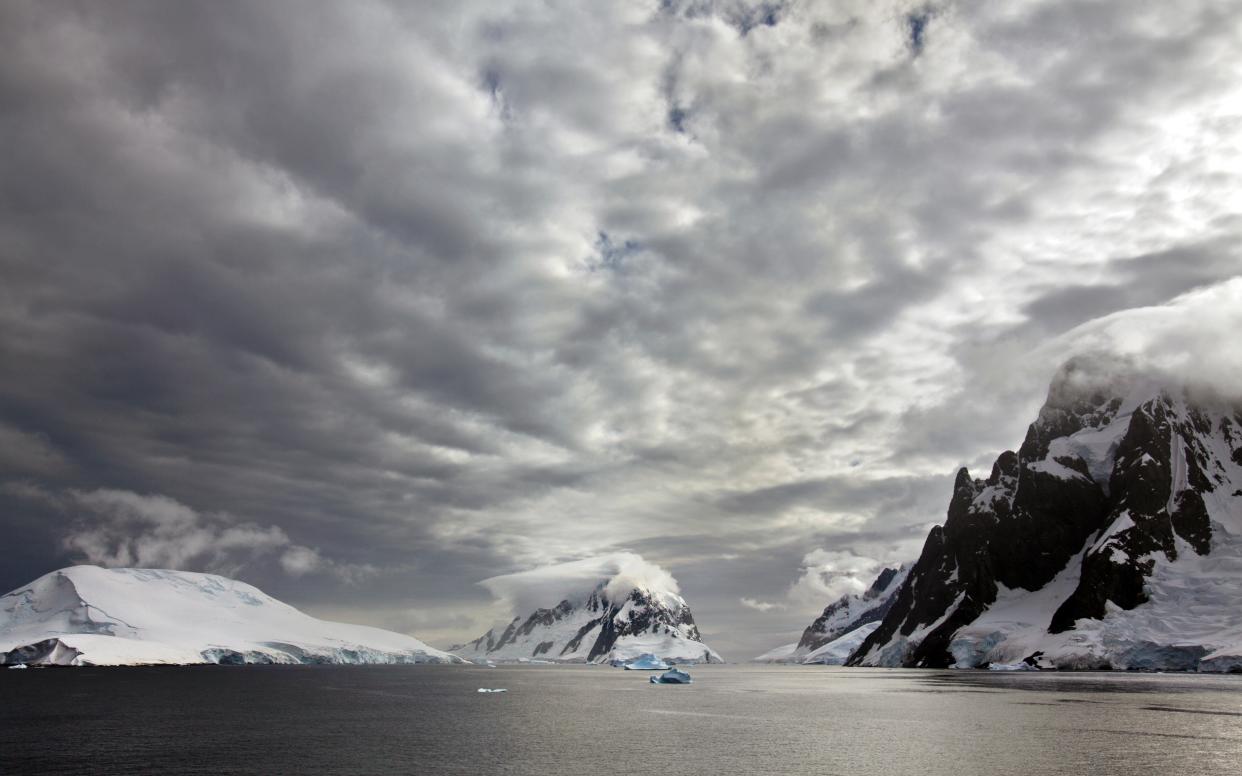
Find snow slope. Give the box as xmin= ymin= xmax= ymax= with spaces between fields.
xmin=752 ymin=641 xmax=800 ymax=663
xmin=0 ymin=566 xmax=462 ymax=666
xmin=753 ymin=565 xmax=907 ymax=663
xmin=803 ymin=622 xmax=881 ymax=665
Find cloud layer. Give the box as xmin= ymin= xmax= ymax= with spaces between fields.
xmin=1 ymin=0 xmax=1240 ymax=657
xmin=480 ymin=552 xmax=682 ymax=617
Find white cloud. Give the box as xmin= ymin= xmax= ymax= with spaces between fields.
xmin=1051 ymin=277 xmax=1242 ymax=402
xmin=740 ymin=597 xmax=785 ymax=613
xmin=56 ymin=488 xmax=366 ymax=581
xmin=786 ymin=549 xmax=887 ymax=609
xmin=63 ymin=489 xmax=289 ymax=573
xmin=479 ymin=552 xmax=681 ymax=615
xmin=279 ymin=545 xmax=326 ymax=577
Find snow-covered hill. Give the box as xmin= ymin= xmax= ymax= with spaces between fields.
xmin=452 ymin=555 xmax=722 ymax=664
xmin=0 ymin=565 xmax=462 ymax=666
xmin=753 ymin=566 xmax=906 ymax=664
xmin=849 ymin=357 xmax=1242 ymax=672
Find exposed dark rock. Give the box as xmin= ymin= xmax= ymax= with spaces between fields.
xmin=454 ymin=586 xmax=713 ymax=663
xmin=851 ymin=360 xmax=1239 ymax=669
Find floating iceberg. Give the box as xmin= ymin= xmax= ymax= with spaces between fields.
xmin=8 ymin=663 xmax=27 ymax=670
xmin=477 ymin=688 xmax=508 ymax=693
xmin=624 ymin=653 xmax=670 ymax=670
xmin=649 ymin=668 xmax=692 ymax=684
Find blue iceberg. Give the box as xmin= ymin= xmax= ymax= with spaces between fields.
xmin=649 ymin=668 xmax=692 ymax=684
xmin=623 ymin=653 xmax=670 ymax=670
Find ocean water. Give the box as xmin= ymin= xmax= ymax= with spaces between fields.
xmin=3 ymin=664 xmax=1242 ymax=775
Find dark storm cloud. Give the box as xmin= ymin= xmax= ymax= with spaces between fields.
xmin=2 ymin=0 xmax=1240 ymax=657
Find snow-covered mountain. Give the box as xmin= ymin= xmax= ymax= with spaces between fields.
xmin=0 ymin=565 xmax=462 ymax=666
xmin=753 ymin=565 xmax=907 ymax=664
xmin=849 ymin=357 xmax=1242 ymax=672
xmin=452 ymin=557 xmax=722 ymax=664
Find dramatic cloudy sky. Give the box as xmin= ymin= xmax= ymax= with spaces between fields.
xmin=2 ymin=0 xmax=1241 ymax=659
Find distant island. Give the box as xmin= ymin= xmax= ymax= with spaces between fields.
xmin=0 ymin=565 xmax=461 ymax=666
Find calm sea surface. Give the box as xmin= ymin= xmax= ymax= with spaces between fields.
xmin=3 ymin=664 xmax=1242 ymax=775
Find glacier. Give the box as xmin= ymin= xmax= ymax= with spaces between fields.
xmin=0 ymin=565 xmax=463 ymax=666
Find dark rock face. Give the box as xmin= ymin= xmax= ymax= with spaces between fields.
xmin=1050 ymin=398 xmax=1219 ymax=632
xmin=850 ymin=358 xmax=1242 ymax=668
xmin=570 ymin=588 xmax=704 ymax=662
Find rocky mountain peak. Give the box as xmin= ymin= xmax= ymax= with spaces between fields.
xmin=452 ymin=579 xmax=720 ymax=664
xmin=850 ymin=361 xmax=1242 ymax=671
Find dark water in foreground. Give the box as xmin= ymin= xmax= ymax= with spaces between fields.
xmin=3 ymin=664 xmax=1242 ymax=775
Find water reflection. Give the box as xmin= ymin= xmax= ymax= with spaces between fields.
xmin=2 ymin=665 xmax=1242 ymax=776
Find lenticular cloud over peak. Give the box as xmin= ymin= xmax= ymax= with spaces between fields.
xmin=1050 ymin=277 xmax=1242 ymax=403
xmin=479 ymin=552 xmax=682 ymax=615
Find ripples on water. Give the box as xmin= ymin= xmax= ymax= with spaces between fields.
xmin=3 ymin=665 xmax=1242 ymax=775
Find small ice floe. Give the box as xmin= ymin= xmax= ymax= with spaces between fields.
xmin=987 ymin=661 xmax=1038 ymax=671
xmin=477 ymin=688 xmax=508 ymax=693
xmin=8 ymin=664 xmax=29 ymax=670
xmin=623 ymin=653 xmax=670 ymax=671
xmin=649 ymin=668 xmax=692 ymax=684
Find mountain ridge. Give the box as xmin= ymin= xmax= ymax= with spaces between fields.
xmin=849 ymin=358 xmax=1242 ymax=671
xmin=753 ymin=565 xmax=907 ymax=664
xmin=453 ymin=580 xmax=722 ymax=664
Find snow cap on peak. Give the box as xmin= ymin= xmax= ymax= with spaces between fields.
xmin=479 ymin=552 xmax=682 ymax=615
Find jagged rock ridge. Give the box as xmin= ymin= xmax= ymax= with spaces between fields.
xmin=453 ymin=583 xmax=722 ymax=664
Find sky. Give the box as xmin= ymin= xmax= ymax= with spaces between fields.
xmin=2 ymin=0 xmax=1241 ymax=660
